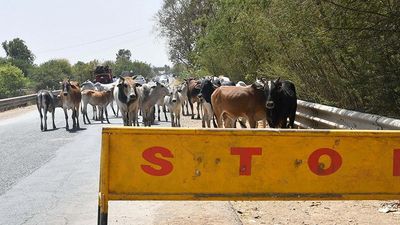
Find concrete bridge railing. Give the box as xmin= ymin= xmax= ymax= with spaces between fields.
xmin=295 ymin=100 xmax=400 ymax=130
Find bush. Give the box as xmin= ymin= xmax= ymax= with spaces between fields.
xmin=0 ymin=64 xmax=27 ymax=99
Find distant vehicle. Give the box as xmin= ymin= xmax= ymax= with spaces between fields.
xmin=134 ymin=75 xmax=146 ymax=85
xmin=93 ymin=66 xmax=113 ymax=84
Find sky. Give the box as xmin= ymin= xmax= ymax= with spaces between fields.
xmin=0 ymin=0 xmax=170 ymax=67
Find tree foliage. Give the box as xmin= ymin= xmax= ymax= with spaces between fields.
xmin=2 ymin=38 xmax=35 ymax=76
xmin=30 ymin=59 xmax=72 ymax=90
xmin=156 ymin=0 xmax=214 ymax=68
xmin=116 ymin=49 xmax=132 ymax=61
xmin=158 ymin=0 xmax=400 ymax=118
xmin=0 ymin=64 xmax=27 ymax=98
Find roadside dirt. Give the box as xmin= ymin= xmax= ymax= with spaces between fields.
xmin=170 ymin=113 xmax=400 ymax=225
xmin=0 ymin=105 xmax=36 ymax=121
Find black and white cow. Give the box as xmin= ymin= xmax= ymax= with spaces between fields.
xmin=198 ymin=78 xmax=219 ymax=128
xmin=36 ymin=90 xmax=61 ymax=131
xmin=264 ymin=78 xmax=297 ymax=128
xmin=113 ymin=76 xmax=140 ymax=126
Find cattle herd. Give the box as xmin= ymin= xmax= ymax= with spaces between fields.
xmin=36 ymin=75 xmax=297 ymax=131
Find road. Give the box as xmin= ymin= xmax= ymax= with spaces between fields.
xmin=0 ymin=106 xmax=241 ymax=225
xmin=0 ymin=105 xmax=399 ymax=225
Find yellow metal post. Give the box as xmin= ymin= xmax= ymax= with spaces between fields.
xmin=98 ymin=132 xmax=110 ymax=225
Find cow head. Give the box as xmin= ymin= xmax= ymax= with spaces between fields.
xmin=152 ymin=82 xmax=169 ymax=97
xmin=117 ymin=76 xmax=139 ymax=104
xmin=61 ymin=79 xmax=72 ymax=96
xmin=170 ymin=87 xmax=180 ymax=103
xmin=198 ymin=78 xmax=218 ymax=103
xmin=263 ymin=77 xmax=282 ymax=109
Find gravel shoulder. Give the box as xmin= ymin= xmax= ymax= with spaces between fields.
xmin=166 ymin=113 xmax=400 ymax=225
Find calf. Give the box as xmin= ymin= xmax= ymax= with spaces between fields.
xmin=81 ymin=89 xmax=113 ymax=124
xmin=60 ymin=80 xmax=82 ymax=130
xmin=211 ymin=83 xmax=267 ymax=128
xmin=113 ymin=76 xmax=140 ymax=126
xmin=198 ymin=79 xmax=218 ymax=128
xmin=178 ymin=82 xmax=189 ymax=116
xmin=264 ymin=78 xmax=297 ymax=128
xmin=139 ymin=82 xmax=169 ymax=126
xmin=80 ymin=80 xmax=99 ymax=120
xmin=94 ymin=81 xmax=118 ymax=116
xmin=164 ymin=87 xmax=182 ymax=127
xmin=36 ymin=90 xmax=62 ymax=131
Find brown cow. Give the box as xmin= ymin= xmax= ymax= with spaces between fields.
xmin=211 ymin=83 xmax=267 ymax=128
xmin=60 ymin=79 xmax=82 ymax=130
xmin=185 ymin=78 xmax=202 ymax=119
xmin=81 ymin=89 xmax=114 ymax=124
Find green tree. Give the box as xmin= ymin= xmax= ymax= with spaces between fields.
xmin=30 ymin=59 xmax=72 ymax=90
xmin=116 ymin=49 xmax=132 ymax=61
xmin=2 ymin=38 xmax=35 ymax=75
xmin=156 ymin=0 xmax=214 ymax=68
xmin=0 ymin=64 xmax=27 ymax=98
xmin=72 ymin=61 xmax=94 ymax=82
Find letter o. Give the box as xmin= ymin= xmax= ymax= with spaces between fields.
xmin=308 ymin=148 xmax=342 ymax=176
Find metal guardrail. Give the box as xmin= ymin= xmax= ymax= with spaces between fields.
xmin=295 ymin=100 xmax=400 ymax=130
xmin=1 ymin=92 xmax=400 ymax=130
xmin=0 ymin=91 xmax=60 ymax=112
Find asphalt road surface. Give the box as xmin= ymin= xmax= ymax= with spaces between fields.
xmin=0 ymin=105 xmax=240 ymax=225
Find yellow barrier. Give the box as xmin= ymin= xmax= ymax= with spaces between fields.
xmin=98 ymin=127 xmax=400 ymax=225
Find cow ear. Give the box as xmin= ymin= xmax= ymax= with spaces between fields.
xmin=251 ymin=83 xmax=263 ymax=90
xmin=275 ymin=77 xmax=281 ymax=83
xmin=132 ymin=75 xmax=137 ymax=80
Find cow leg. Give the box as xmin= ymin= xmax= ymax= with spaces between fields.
xmin=185 ymin=101 xmax=189 ymax=116
xmin=288 ymin=110 xmax=296 ymax=128
xmin=82 ymin=103 xmax=88 ymax=124
xmin=39 ymin=108 xmax=44 ymax=131
xmin=43 ymin=106 xmax=48 ymax=131
xmin=64 ymin=108 xmax=69 ymax=130
xmin=196 ymin=102 xmax=201 ymax=119
xmin=92 ymin=105 xmax=97 ymax=120
xmin=248 ymin=118 xmax=257 ymax=128
xmin=123 ymin=112 xmax=129 ymax=126
xmin=76 ymin=106 xmax=80 ymax=129
xmin=163 ymin=105 xmax=168 ymax=121
xmin=116 ymin=105 xmax=119 ymax=117
xmin=189 ymin=100 xmax=194 ymax=119
xmin=105 ymin=107 xmax=110 ymax=124
xmin=110 ymin=102 xmax=117 ymax=117
xmin=72 ymin=109 xmax=77 ymax=129
xmin=100 ymin=107 xmax=104 ymax=123
xmin=181 ymin=102 xmax=185 ymax=116
xmin=170 ymin=112 xmax=175 ymax=127
xmin=157 ymin=105 xmax=161 ymax=121
xmin=151 ymin=106 xmax=156 ymax=125
xmin=176 ymin=110 xmax=181 ymax=127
